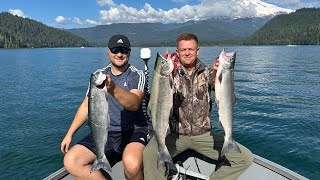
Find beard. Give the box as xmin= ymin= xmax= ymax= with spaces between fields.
xmin=180 ymin=58 xmax=197 ymax=69
xmin=111 ymin=58 xmax=129 ymax=69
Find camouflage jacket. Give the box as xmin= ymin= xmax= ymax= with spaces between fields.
xmin=169 ymin=58 xmax=216 ymax=136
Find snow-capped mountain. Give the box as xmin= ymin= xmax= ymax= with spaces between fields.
xmin=238 ymin=0 xmax=294 ymax=17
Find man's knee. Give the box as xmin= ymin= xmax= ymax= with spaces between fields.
xmin=123 ymin=153 xmax=142 ymax=170
xmin=63 ymin=150 xmax=78 ymax=171
xmin=63 ymin=145 xmax=95 ymax=172
xmin=122 ymin=144 xmax=144 ymax=179
xmin=123 ymin=155 xmax=143 ymax=178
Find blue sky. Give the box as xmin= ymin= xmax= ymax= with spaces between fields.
xmin=1 ymin=0 xmax=319 ymax=29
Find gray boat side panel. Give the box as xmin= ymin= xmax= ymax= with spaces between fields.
xmin=239 ymin=163 xmax=288 ymax=180
xmin=57 ymin=173 xmax=74 ymax=180
xmin=43 ymin=167 xmax=69 ymax=180
xmin=253 ymin=155 xmax=309 ymax=180
xmin=47 ymin=161 xmax=125 ymax=180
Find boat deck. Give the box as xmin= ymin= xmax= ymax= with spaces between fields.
xmin=44 ymin=154 xmax=308 ymax=180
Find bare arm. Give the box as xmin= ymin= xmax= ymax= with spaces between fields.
xmin=106 ymin=75 xmax=144 ymax=111
xmin=61 ymin=96 xmax=89 ymax=154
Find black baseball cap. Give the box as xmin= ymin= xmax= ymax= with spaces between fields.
xmin=108 ymin=34 xmax=131 ymax=50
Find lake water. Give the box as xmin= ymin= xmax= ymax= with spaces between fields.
xmin=0 ymin=46 xmax=319 ymax=179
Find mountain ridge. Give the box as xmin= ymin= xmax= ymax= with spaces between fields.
xmin=1 ymin=8 xmax=318 ymax=48
xmin=66 ymin=16 xmax=272 ymax=47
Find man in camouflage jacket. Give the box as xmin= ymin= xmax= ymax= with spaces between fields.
xmin=143 ymin=32 xmax=253 ymax=180
xmin=170 ymin=57 xmax=214 ymax=136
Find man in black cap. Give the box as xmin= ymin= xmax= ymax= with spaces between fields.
xmin=61 ymin=34 xmax=148 ymax=180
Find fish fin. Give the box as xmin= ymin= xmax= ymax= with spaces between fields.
xmin=221 ymin=137 xmax=241 ymax=157
xmin=157 ymin=148 xmax=173 ymax=169
xmin=158 ymin=151 xmax=176 ymax=178
xmin=90 ymin=155 xmax=112 ymax=174
xmin=165 ymin=162 xmax=178 ymax=178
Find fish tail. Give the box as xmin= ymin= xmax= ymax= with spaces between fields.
xmin=157 ymin=148 xmax=177 ymax=177
xmin=157 ymin=148 xmax=173 ymax=168
xmin=221 ymin=137 xmax=241 ymax=156
xmin=90 ymin=155 xmax=112 ymax=174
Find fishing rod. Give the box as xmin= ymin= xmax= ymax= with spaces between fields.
xmin=140 ymin=48 xmax=152 ymax=136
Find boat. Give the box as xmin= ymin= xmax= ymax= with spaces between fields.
xmin=44 ymin=151 xmax=308 ymax=180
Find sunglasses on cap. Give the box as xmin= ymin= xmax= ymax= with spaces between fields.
xmin=110 ymin=47 xmax=130 ymax=55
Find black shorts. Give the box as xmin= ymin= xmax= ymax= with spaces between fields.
xmin=78 ymin=127 xmax=149 ymax=166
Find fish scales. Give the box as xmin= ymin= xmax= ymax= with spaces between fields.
xmin=215 ymin=49 xmax=241 ymax=157
xmin=88 ymin=71 xmax=112 ymax=174
xmin=148 ymin=52 xmax=175 ymax=171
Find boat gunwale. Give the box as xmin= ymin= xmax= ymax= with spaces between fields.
xmin=43 ymin=167 xmax=69 ymax=180
xmin=253 ymin=154 xmax=308 ymax=180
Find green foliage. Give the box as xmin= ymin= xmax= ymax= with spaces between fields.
xmin=0 ymin=12 xmax=89 ymax=48
xmin=245 ymin=8 xmax=320 ymax=45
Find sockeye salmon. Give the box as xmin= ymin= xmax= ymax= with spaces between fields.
xmin=88 ymin=71 xmax=112 ymax=174
xmin=148 ymin=52 xmax=176 ymax=175
xmin=215 ymin=49 xmax=241 ymax=156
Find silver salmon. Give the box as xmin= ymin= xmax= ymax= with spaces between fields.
xmin=148 ymin=52 xmax=174 ymax=170
xmin=88 ymin=71 xmax=112 ymax=173
xmin=215 ymin=49 xmax=241 ymax=156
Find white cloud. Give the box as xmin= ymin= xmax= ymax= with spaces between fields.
xmin=8 ymin=9 xmax=28 ymax=18
xmin=55 ymin=0 xmax=297 ymax=28
xmin=55 ymin=15 xmax=101 ymax=26
xmin=98 ymin=0 xmax=263 ymax=24
xmin=85 ymin=19 xmax=102 ymax=26
xmin=55 ymin=16 xmax=66 ymax=23
xmin=72 ymin=17 xmax=84 ymax=25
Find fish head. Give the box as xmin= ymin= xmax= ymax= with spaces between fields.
xmin=219 ymin=49 xmax=236 ymax=71
xmin=90 ymin=71 xmax=107 ymax=88
xmin=155 ymin=52 xmax=174 ymax=76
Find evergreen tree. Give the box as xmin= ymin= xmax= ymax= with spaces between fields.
xmin=245 ymin=8 xmax=320 ymax=45
xmin=0 ymin=12 xmax=89 ymax=48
